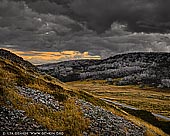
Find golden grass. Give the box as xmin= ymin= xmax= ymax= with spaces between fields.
xmin=0 ymin=58 xmax=168 ymax=136
xmin=1 ymin=86 xmax=89 ymax=135
xmin=67 ymin=80 xmax=169 ymax=136
xmin=0 ymin=59 xmax=90 ymax=135
xmin=67 ymin=80 xmax=170 ymax=117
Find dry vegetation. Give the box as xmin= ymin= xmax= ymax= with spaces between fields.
xmin=0 ymin=58 xmax=90 ymax=135
xmin=67 ymin=80 xmax=170 ymax=135
xmin=67 ymin=80 xmax=170 ymax=118
xmin=0 ymin=58 xmax=168 ymax=136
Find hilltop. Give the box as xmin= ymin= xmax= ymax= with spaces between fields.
xmin=0 ymin=49 xmax=168 ymax=136
xmin=38 ymin=52 xmax=170 ymax=88
xmin=0 ymin=49 xmax=37 ymax=71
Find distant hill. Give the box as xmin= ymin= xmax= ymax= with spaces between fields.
xmin=38 ymin=52 xmax=170 ymax=88
xmin=38 ymin=59 xmax=100 ymax=82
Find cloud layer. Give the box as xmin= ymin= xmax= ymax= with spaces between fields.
xmin=0 ymin=0 xmax=170 ymax=64
xmin=70 ymin=0 xmax=170 ymax=33
xmin=0 ymin=0 xmax=83 ymax=50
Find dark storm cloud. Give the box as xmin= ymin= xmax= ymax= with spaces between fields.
xmin=1 ymin=0 xmax=170 ymax=63
xmin=27 ymin=0 xmax=68 ymax=15
xmin=16 ymin=0 xmax=170 ymax=33
xmin=70 ymin=0 xmax=170 ymax=33
xmin=0 ymin=0 xmax=84 ymax=51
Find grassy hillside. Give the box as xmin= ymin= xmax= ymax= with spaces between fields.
xmin=0 ymin=57 xmax=91 ymax=135
xmin=0 ymin=49 xmax=168 ymax=136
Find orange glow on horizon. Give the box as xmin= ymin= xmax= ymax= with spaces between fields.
xmin=2 ymin=48 xmax=101 ymax=65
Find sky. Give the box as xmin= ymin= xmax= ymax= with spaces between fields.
xmin=0 ymin=0 xmax=170 ymax=64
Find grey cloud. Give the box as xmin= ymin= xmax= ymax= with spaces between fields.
xmin=0 ymin=0 xmax=84 ymax=51
xmin=27 ymin=0 xmax=68 ymax=14
xmin=1 ymin=0 xmax=170 ymax=61
xmin=11 ymin=0 xmax=170 ymax=33
xmin=55 ymin=32 xmax=170 ymax=58
xmin=0 ymin=0 xmax=24 ymax=17
xmin=70 ymin=0 xmax=170 ymax=33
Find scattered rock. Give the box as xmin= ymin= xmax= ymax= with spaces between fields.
xmin=76 ymin=99 xmax=145 ymax=136
xmin=16 ymin=86 xmax=61 ymax=111
xmin=0 ymin=106 xmax=46 ymax=131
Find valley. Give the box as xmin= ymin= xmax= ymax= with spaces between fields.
xmin=0 ymin=49 xmax=169 ymax=135
xmin=67 ymin=80 xmax=170 ymax=134
xmin=67 ymin=80 xmax=170 ymax=118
